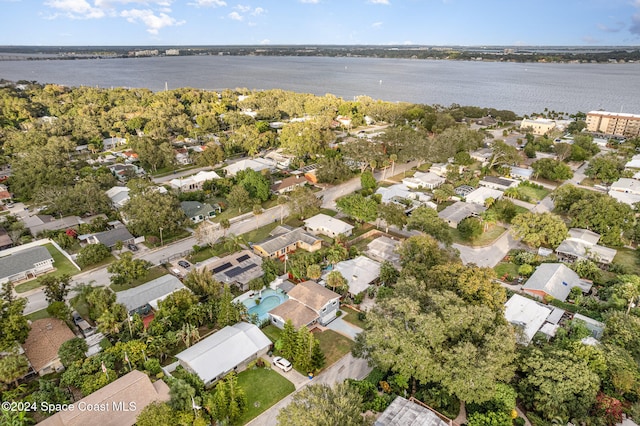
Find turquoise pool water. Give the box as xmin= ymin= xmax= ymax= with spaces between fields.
xmin=243 ymin=289 xmax=288 ymax=323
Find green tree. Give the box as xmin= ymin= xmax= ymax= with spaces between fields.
xmin=277 ymin=383 xmax=367 ymax=426
xmin=76 ymin=243 xmax=111 ymax=269
xmin=183 ymin=267 xmax=222 ymax=299
xmin=46 ymin=300 xmax=71 ymax=322
xmin=107 ymin=252 xmax=151 ymax=286
xmin=613 ymin=275 xmax=640 ymax=315
xmin=41 ymin=274 xmax=72 ymax=303
xmin=397 ymin=235 xmax=458 ymax=280
xmin=487 ymin=140 xmax=520 ymax=170
xmin=0 ymin=353 xmax=29 ymax=388
xmin=360 ymin=170 xmax=377 ymax=192
xmin=237 ymin=169 xmax=271 ymax=202
xmin=531 ymin=158 xmax=573 ymax=181
xmin=326 ymin=270 xmax=348 ymax=293
xmin=336 ymin=193 xmax=378 ymax=223
xmin=280 ymin=320 xmax=298 ymax=362
xmin=585 ymin=155 xmax=625 ymax=184
xmin=379 ymin=261 xmax=399 ymax=286
xmin=121 ymin=189 xmax=187 ymax=237
xmin=316 ymin=156 xmax=354 ymax=184
xmin=58 ymin=337 xmax=89 ymax=367
xmin=377 ymin=202 xmax=407 ymax=233
xmin=287 ymin=186 xmax=321 ymax=220
xmin=168 ymin=378 xmax=197 ymax=412
xmin=306 ymin=264 xmax=322 ymax=281
xmin=227 ymin=184 xmax=250 ymax=214
xmin=511 ymin=212 xmax=568 ymax=248
xmin=568 ymin=195 xmax=633 ymax=246
xmin=279 ymin=121 xmax=332 ymax=158
xmin=205 ymin=372 xmax=247 ymax=424
xmin=571 ymin=259 xmax=602 ymax=282
xmin=135 ymin=402 xmax=176 ymax=426
xmin=32 ymin=379 xmax=71 ymax=417
xmin=458 ymin=217 xmax=483 ymax=241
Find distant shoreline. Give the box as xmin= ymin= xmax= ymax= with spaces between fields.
xmin=1 ymin=45 xmax=639 ymax=64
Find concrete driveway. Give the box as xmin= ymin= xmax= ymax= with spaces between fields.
xmin=454 ymin=229 xmax=522 ymax=268
xmin=326 ymin=316 xmax=363 ymax=340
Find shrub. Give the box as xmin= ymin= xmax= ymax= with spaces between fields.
xmin=256 ymin=358 xmax=265 ymax=368
xmin=335 ymin=310 xmax=342 ymax=317
xmin=357 ymin=311 xmax=367 ymax=321
xmin=353 ymin=292 xmax=364 ymax=305
xmin=144 ymin=358 xmax=162 ymax=375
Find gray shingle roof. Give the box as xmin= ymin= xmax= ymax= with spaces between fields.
xmin=255 ymin=227 xmax=320 ymax=255
xmin=375 ymin=396 xmax=452 ymax=426
xmin=0 ymin=246 xmax=53 ymax=280
xmin=116 ymin=274 xmax=185 ymax=312
xmin=180 ymin=201 xmax=216 ymax=219
xmin=438 ymin=201 xmax=486 ymax=226
xmin=94 ymin=227 xmax=135 ymax=248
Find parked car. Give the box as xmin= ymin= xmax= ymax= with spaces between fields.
xmin=128 ymin=243 xmax=138 ymax=252
xmin=272 ymin=356 xmax=292 ymax=372
xmin=71 ymin=311 xmax=83 ymax=325
xmin=178 ymin=260 xmax=191 ymax=269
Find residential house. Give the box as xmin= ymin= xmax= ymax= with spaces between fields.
xmin=479 ymin=176 xmax=519 ymax=191
xmin=304 ymin=214 xmax=354 ymax=238
xmin=169 ymin=170 xmax=220 ymax=192
xmin=252 ymin=226 xmax=322 ymax=259
xmin=326 ymin=256 xmax=381 ymax=296
xmin=223 ymin=158 xmax=275 ymax=177
xmin=0 ymin=227 xmax=13 ymax=250
xmin=508 ymin=166 xmax=534 ymax=181
xmin=608 ymin=190 xmax=640 ymax=207
xmin=402 ymin=171 xmax=445 ymax=190
xmin=22 ymin=318 xmax=75 ymax=376
xmin=610 ymin=177 xmax=640 ymax=195
xmin=264 ymin=150 xmax=293 ymax=169
xmin=366 ymin=236 xmax=401 ymax=266
xmin=181 ymin=201 xmax=218 ymax=224
xmin=108 ymin=163 xmax=144 ymax=181
xmin=106 ymin=186 xmax=131 ymax=209
xmin=38 ymin=370 xmax=170 ymax=426
xmin=25 ymin=215 xmax=83 ymax=236
xmin=573 ymin=313 xmax=606 ymax=340
xmin=376 ymin=184 xmax=435 ymax=212
xmin=0 ymin=184 xmax=12 ymax=204
xmin=87 ymin=227 xmax=135 ymax=250
xmin=175 ymin=322 xmax=271 ymax=386
xmin=300 ymin=164 xmax=319 ymax=184
xmin=454 ymin=185 xmax=475 ymax=197
xmin=438 ymin=201 xmax=487 ymax=228
xmin=504 ymin=294 xmax=561 ymax=344
xmin=464 ymin=186 xmax=503 ymax=205
xmin=116 ymin=274 xmax=186 ymax=316
xmin=555 ymin=228 xmax=617 ymax=268
xmin=0 ymin=246 xmax=54 ymax=285
xmin=270 ymin=174 xmax=308 ymax=195
xmin=469 ymin=148 xmax=494 ymax=166
xmin=625 ymin=154 xmax=640 ymax=170
xmin=102 ymin=137 xmax=127 ymax=151
xmin=430 ymin=163 xmax=462 ymax=177
xmin=174 ymin=148 xmax=191 ymax=165
xmin=520 ymin=118 xmax=556 ymax=135
xmin=268 ymin=280 xmax=341 ymax=329
xmin=375 ymin=396 xmax=457 ymax=426
xmin=207 ymin=250 xmax=263 ymax=291
xmin=522 ymin=263 xmax=593 ymax=302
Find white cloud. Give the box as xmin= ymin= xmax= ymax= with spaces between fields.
xmin=252 ymin=6 xmax=264 ymax=15
xmin=235 ymin=4 xmax=251 ymax=12
xmin=368 ymin=0 xmax=389 ymax=4
xmin=120 ymin=8 xmax=184 ymax=34
xmin=44 ymin=0 xmax=106 ymax=19
xmin=260 ymin=39 xmax=270 ymax=44
xmin=187 ymin=0 xmax=226 ymax=6
xmin=372 ymin=21 xmax=382 ymax=28
xmin=228 ymin=11 xmax=243 ymax=20
xmin=299 ymin=0 xmax=320 ymax=3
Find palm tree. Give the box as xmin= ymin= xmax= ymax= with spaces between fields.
xmin=220 ymin=218 xmax=231 ymax=238
xmin=177 ymin=323 xmax=200 ymax=348
xmin=504 ymin=187 xmax=520 ymax=199
xmin=223 ymin=234 xmax=245 ymax=253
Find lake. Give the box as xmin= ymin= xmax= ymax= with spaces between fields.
xmin=1 ymin=55 xmax=639 ymax=115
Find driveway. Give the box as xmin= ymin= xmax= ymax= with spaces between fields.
xmin=326 ymin=317 xmax=363 ymax=340
xmin=454 ymin=229 xmax=522 ymax=268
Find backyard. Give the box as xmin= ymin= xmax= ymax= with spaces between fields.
xmin=341 ymin=307 xmax=367 ymax=329
xmin=109 ymin=266 xmax=168 ymax=292
xmin=315 ymin=329 xmax=354 ymax=369
xmin=14 ymin=243 xmax=81 ymax=293
xmin=516 ymin=184 xmax=550 ymax=202
xmin=233 ymin=365 xmax=295 ymax=425
xmin=451 ymin=225 xmax=507 ymax=247
xmin=612 ymin=248 xmax=640 ymax=276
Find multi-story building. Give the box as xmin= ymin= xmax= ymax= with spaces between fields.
xmin=586 ymin=111 xmax=640 ymax=137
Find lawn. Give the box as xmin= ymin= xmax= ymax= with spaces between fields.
xmin=81 ymin=254 xmax=116 ymax=271
xmin=234 ymin=366 xmax=295 ymax=426
xmin=262 ymin=324 xmax=283 ymax=343
xmin=612 ymin=248 xmax=640 ymax=275
xmin=26 ymin=308 xmax=52 ymax=321
xmin=242 ymin=222 xmax=279 ymax=245
xmin=451 ymin=225 xmax=507 ymax=247
xmin=109 ymin=266 xmax=168 ymax=292
xmin=494 ymin=262 xmax=519 ymax=279
xmin=70 ymin=293 xmax=91 ymax=319
xmin=14 ymin=243 xmax=80 ymax=293
xmin=341 ymin=307 xmax=367 ymax=329
xmin=315 ymin=329 xmax=354 ymax=369
xmin=516 ymin=185 xmax=550 ymax=202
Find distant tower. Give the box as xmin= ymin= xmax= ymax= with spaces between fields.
xmin=165 ymin=82 xmax=168 ymax=91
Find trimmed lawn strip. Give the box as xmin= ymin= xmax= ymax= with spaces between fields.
xmin=315 ymin=329 xmax=353 ymax=369
xmin=450 ymin=225 xmax=507 ymax=247
xmin=81 ymin=254 xmax=116 ymax=271
xmin=25 ymin=308 xmax=52 ymax=321
xmin=110 ymin=266 xmax=168 ymax=292
xmin=233 ymin=366 xmax=295 ymax=426
xmin=341 ymin=307 xmax=367 ymax=329
xmin=242 ymin=222 xmax=279 ymax=245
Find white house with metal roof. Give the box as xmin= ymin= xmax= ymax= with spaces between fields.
xmin=175 ymin=322 xmax=271 ymax=386
xmin=522 ymin=263 xmax=592 ymax=302
xmin=555 ymin=228 xmax=617 ymax=267
xmin=504 ymin=294 xmax=555 ymax=344
xmin=223 ymin=158 xmax=276 ymax=177
xmin=325 ymin=256 xmax=381 ymax=296
xmin=464 ymin=186 xmax=503 ymax=206
xmin=0 ymin=246 xmax=54 ymax=285
xmin=116 ymin=274 xmax=186 ymax=315
xmin=304 ymin=214 xmax=354 ymax=238
xmin=375 ymin=396 xmax=455 ymax=426
xmin=402 ymin=171 xmax=445 ymax=190
xmin=169 ymin=170 xmax=220 ymax=192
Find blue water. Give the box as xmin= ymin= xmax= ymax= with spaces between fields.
xmin=243 ymin=289 xmax=288 ymax=322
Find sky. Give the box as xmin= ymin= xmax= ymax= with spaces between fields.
xmin=1 ymin=0 xmax=640 ymax=46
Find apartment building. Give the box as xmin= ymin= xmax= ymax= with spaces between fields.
xmin=586 ymin=111 xmax=640 ymax=137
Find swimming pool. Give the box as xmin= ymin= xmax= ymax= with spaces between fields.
xmin=242 ymin=289 xmax=288 ymax=323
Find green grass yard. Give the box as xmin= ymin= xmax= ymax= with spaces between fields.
xmin=341 ymin=307 xmax=367 ymax=329
xmin=14 ymin=243 xmax=80 ymax=293
xmin=450 ymin=225 xmax=507 ymax=247
xmin=25 ymin=308 xmax=52 ymax=321
xmin=494 ymin=262 xmax=519 ymax=280
xmin=233 ymin=366 xmax=295 ymax=426
xmin=261 ymin=324 xmax=283 ymax=344
xmin=613 ymin=248 xmax=640 ymax=276
xmin=516 ymin=185 xmax=550 ymax=202
xmin=315 ymin=329 xmax=354 ymax=369
xmin=109 ymin=266 xmax=168 ymax=292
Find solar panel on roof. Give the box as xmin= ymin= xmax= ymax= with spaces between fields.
xmin=225 ymin=263 xmax=256 ymax=278
xmin=236 ymin=254 xmax=250 ymax=263
xmin=212 ymin=262 xmax=233 ymax=273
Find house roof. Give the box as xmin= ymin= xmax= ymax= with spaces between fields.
xmin=573 ymin=313 xmax=605 ymax=340
xmin=329 ymin=256 xmax=381 ymax=295
xmin=504 ymin=294 xmax=553 ymax=344
xmin=224 ymin=158 xmax=275 ymax=176
xmin=375 ymin=396 xmax=452 ymax=426
xmin=610 ymin=178 xmax=640 ymax=193
xmin=22 ymin=318 xmax=75 ymax=372
xmin=0 ymin=246 xmax=53 ymax=281
xmin=509 ymin=166 xmax=533 ymax=178
xmin=522 ymin=263 xmax=592 ymax=302
xmin=304 ymin=214 xmax=354 ymax=236
xmin=567 ymin=228 xmax=601 ymax=245
xmin=27 ymin=216 xmax=83 ymax=235
xmin=366 ymin=236 xmax=400 ymax=264
xmin=464 ymin=186 xmax=503 ymax=205
xmin=556 ymin=239 xmax=617 ymax=264
xmin=169 ymin=170 xmax=220 ymax=189
xmin=209 ymin=250 xmax=263 ymax=286
xmin=268 ymin=299 xmax=319 ymax=329
xmin=93 ymin=227 xmax=134 ymax=248
xmin=404 ymin=171 xmax=445 ymax=186
xmin=116 ymin=274 xmax=185 ymax=312
xmin=181 ymin=201 xmax=216 ymax=219
xmin=0 ymin=227 xmax=12 ymax=248
xmin=288 ymin=280 xmax=340 ymax=311
xmin=254 ymin=227 xmax=321 ymax=256
xmin=608 ymin=190 xmax=640 ymax=207
xmin=175 ymin=322 xmax=271 ymax=384
xmin=271 ymin=175 xmax=307 ymax=192
xmin=106 ymin=186 xmax=130 ymax=206
xmin=38 ymin=370 xmax=170 ymax=426
xmin=480 ymin=175 xmax=518 ymax=188
xmin=438 ymin=201 xmax=486 ymax=226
